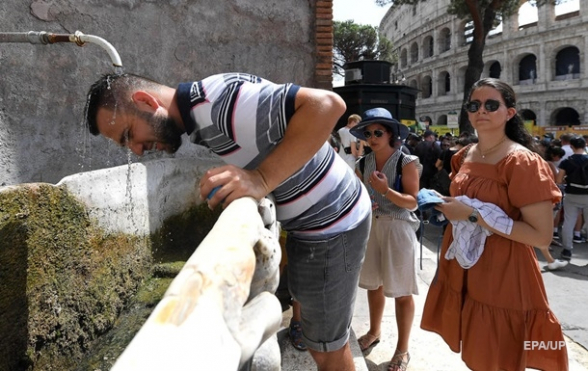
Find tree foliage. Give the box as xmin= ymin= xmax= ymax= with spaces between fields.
xmin=333 ymin=20 xmax=396 ymax=76
xmin=374 ymin=0 xmax=550 ymax=133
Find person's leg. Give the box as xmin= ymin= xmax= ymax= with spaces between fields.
xmin=357 ymin=287 xmax=385 ymax=350
xmin=561 ymin=194 xmax=581 ymax=259
xmin=367 ymin=287 xmax=386 ymax=336
xmin=553 ymin=207 xmax=562 ymax=239
xmin=388 ymin=295 xmax=414 ymax=371
xmin=289 ymin=300 xmax=307 ymax=351
xmin=394 ymin=295 xmax=415 ymax=352
xmin=357 ymin=218 xmax=383 ymax=350
xmin=573 ymin=213 xmax=584 ymax=242
xmin=286 ymin=216 xmax=370 ymax=371
xmin=582 ymin=204 xmax=588 ymax=244
xmin=292 ymin=300 xmax=301 ymax=320
xmin=309 ymin=343 xmax=355 ymax=371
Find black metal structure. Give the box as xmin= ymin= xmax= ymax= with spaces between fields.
xmin=334 ymin=61 xmax=419 ymax=129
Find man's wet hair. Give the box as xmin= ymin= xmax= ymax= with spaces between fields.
xmin=84 ymin=73 xmax=162 ymax=136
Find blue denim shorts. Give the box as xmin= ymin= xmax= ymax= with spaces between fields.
xmin=286 ymin=215 xmax=370 ymax=352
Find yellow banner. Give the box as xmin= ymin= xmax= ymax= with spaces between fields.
xmin=427 ymin=125 xmax=459 ymax=137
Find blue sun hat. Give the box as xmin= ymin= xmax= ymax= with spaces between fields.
xmin=350 ymin=107 xmax=410 ymax=141
xmin=417 ymin=188 xmax=448 ymax=226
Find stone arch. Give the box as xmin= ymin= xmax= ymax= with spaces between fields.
xmin=483 ymin=60 xmax=502 ymax=79
xmin=438 ymin=71 xmax=451 ymax=95
xmin=554 ymin=46 xmax=580 ymax=80
xmin=518 ymin=109 xmax=537 ymax=126
xmin=400 ymin=48 xmax=408 ymax=68
xmin=409 ymin=79 xmax=418 ymax=89
xmin=438 ymin=27 xmax=451 ymax=53
xmin=420 ymin=115 xmax=433 ymax=126
xmin=551 ymin=107 xmax=580 ymax=126
xmin=423 ymin=34 xmax=434 ymax=58
xmin=410 ymin=42 xmax=419 ymax=63
xmin=517 ymin=53 xmax=537 ymax=85
xmin=421 ymin=75 xmax=432 ymax=98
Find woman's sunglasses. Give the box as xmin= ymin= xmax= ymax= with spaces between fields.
xmin=363 ymin=129 xmax=386 ymax=139
xmin=464 ymin=99 xmax=503 ymax=113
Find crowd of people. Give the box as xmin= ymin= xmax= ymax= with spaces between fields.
xmin=333 ymin=113 xmax=588 ymax=269
xmin=84 ymin=72 xmax=571 ymax=370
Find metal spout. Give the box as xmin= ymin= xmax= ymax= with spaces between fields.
xmin=0 ymin=31 xmax=123 ymax=69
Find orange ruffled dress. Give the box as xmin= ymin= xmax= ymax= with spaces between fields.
xmin=421 ymin=148 xmax=568 ymax=371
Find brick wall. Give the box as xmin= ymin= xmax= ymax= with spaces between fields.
xmin=315 ymin=0 xmax=334 ymax=90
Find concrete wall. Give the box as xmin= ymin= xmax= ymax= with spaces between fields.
xmin=0 ymin=0 xmax=319 ymax=186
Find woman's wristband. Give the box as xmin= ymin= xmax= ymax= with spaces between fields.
xmin=381 ymin=188 xmax=389 ymax=197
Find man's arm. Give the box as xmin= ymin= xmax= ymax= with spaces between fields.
xmin=200 ymin=87 xmax=346 ymax=208
xmin=257 ymin=87 xmax=346 ymax=191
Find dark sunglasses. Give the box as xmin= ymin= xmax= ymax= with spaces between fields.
xmin=363 ymin=129 xmax=386 ymax=139
xmin=464 ymin=99 xmax=503 ymax=113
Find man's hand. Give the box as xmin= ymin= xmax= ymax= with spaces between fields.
xmin=199 ymin=165 xmax=270 ymax=209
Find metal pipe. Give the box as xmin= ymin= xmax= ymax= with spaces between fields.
xmin=0 ymin=31 xmax=123 ymax=69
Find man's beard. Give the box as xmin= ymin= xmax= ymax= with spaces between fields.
xmin=149 ymin=111 xmax=183 ymax=153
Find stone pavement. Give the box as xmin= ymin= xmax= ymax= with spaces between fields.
xmin=280 ymin=224 xmax=588 ymax=371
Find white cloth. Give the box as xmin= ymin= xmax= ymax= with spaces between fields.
xmin=337 ymin=126 xmax=357 ymax=169
xmin=445 ymin=196 xmax=514 ymax=269
xmin=559 ymin=144 xmax=574 ymax=164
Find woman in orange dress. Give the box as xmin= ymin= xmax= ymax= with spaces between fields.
xmin=421 ymin=78 xmax=568 ymax=371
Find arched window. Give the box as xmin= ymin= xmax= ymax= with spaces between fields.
xmin=423 ymin=35 xmax=434 ymax=58
xmin=439 ymin=28 xmax=451 ymax=53
xmin=555 ymin=46 xmax=580 ymax=80
xmin=438 ymin=71 xmax=451 ymax=95
xmin=554 ymin=107 xmax=580 ymax=126
xmin=410 ymin=42 xmax=419 ymax=63
xmin=422 ymin=76 xmax=432 ymax=98
xmin=519 ymin=54 xmax=537 ymax=84
xmin=489 ymin=62 xmax=501 ymax=79
xmin=519 ymin=109 xmax=537 ymax=126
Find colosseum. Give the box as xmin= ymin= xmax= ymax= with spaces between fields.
xmin=379 ymin=0 xmax=587 ymax=137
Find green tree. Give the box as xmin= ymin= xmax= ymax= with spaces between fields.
xmin=375 ymin=0 xmax=541 ymax=133
xmin=333 ymin=20 xmax=396 ymax=77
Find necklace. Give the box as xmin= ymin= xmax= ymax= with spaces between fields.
xmin=478 ymin=136 xmax=507 ymax=158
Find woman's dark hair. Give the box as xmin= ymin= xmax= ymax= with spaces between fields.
xmin=457 ymin=136 xmax=475 ymax=147
xmin=372 ymin=125 xmax=399 ymax=148
xmin=388 ymin=127 xmax=402 ymax=148
xmin=545 ymin=145 xmax=566 ymax=161
xmin=467 ymin=78 xmax=535 ymax=151
xmin=329 ymin=132 xmax=341 ymax=152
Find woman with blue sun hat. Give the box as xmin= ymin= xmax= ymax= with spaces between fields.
xmin=351 ymin=107 xmax=420 ymax=371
